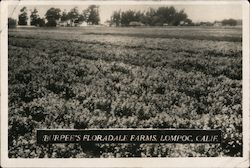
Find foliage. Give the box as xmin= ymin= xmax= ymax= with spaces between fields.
xmin=45 ymin=8 xmax=61 ymax=27
xmin=111 ymin=6 xmax=191 ymax=26
xmin=85 ymin=5 xmax=100 ymax=25
xmin=78 ymin=10 xmax=88 ymax=22
xmin=18 ymin=7 xmax=28 ymax=25
xmin=61 ymin=10 xmax=69 ymax=22
xmin=54 ymin=6 xmax=100 ymax=25
xmin=120 ymin=10 xmax=143 ymax=26
xmin=111 ymin=10 xmax=121 ymax=26
xmin=30 ymin=8 xmax=40 ymax=26
xmin=222 ymin=19 xmax=237 ymax=26
xmin=67 ymin=7 xmax=80 ymax=25
xmin=8 ymin=18 xmax=17 ymax=28
xmin=37 ymin=18 xmax=46 ymax=27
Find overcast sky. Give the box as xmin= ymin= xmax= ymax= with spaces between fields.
xmin=8 ymin=4 xmax=242 ymax=23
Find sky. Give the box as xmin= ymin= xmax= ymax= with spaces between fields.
xmin=8 ymin=4 xmax=242 ymax=24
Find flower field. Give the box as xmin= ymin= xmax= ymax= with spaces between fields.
xmin=8 ymin=27 xmax=242 ymax=158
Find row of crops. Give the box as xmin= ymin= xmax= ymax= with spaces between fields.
xmin=8 ymin=28 xmax=242 ymax=158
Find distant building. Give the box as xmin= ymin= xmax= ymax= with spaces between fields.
xmin=198 ymin=22 xmax=213 ymax=26
xmin=58 ymin=19 xmax=88 ymax=27
xmin=104 ymin=20 xmax=111 ymax=27
xmin=129 ymin=21 xmax=145 ymax=27
xmin=59 ymin=20 xmax=70 ymax=27
xmin=179 ymin=21 xmax=190 ymax=26
xmin=77 ymin=22 xmax=88 ymax=27
xmin=180 ymin=21 xmax=185 ymax=25
xmin=213 ymin=21 xmax=222 ymax=27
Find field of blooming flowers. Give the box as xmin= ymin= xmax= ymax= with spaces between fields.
xmin=8 ymin=27 xmax=242 ymax=158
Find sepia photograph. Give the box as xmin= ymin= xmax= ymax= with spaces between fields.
xmin=1 ymin=0 xmax=249 ymax=167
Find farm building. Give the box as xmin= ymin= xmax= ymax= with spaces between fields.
xmin=78 ymin=22 xmax=88 ymax=27
xmin=214 ymin=21 xmax=222 ymax=27
xmin=58 ymin=20 xmax=71 ymax=27
xmin=58 ymin=20 xmax=88 ymax=27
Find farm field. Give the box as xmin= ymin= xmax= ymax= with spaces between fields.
xmin=8 ymin=27 xmax=242 ymax=158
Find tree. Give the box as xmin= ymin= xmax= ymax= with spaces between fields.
xmin=61 ymin=10 xmax=69 ymax=22
xmin=77 ymin=9 xmax=89 ymax=23
xmin=78 ymin=12 xmax=87 ymax=22
xmin=68 ymin=7 xmax=79 ymax=26
xmin=111 ymin=10 xmax=121 ymax=26
xmin=85 ymin=5 xmax=100 ymax=25
xmin=119 ymin=10 xmax=145 ymax=26
xmin=18 ymin=7 xmax=28 ymax=25
xmin=120 ymin=10 xmax=136 ymax=26
xmin=185 ymin=18 xmax=193 ymax=26
xmin=30 ymin=8 xmax=40 ymax=26
xmin=134 ymin=11 xmax=144 ymax=22
xmin=222 ymin=19 xmax=237 ymax=26
xmin=37 ymin=18 xmax=46 ymax=27
xmin=171 ymin=9 xmax=188 ymax=26
xmin=143 ymin=8 xmax=156 ymax=26
xmin=159 ymin=7 xmax=176 ymax=24
xmin=45 ymin=8 xmax=61 ymax=27
xmin=154 ymin=7 xmax=188 ymax=26
xmin=8 ymin=18 xmax=17 ymax=28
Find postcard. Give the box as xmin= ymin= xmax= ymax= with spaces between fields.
xmin=1 ymin=0 xmax=249 ymax=167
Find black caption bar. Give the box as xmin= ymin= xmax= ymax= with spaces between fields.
xmin=37 ymin=129 xmax=221 ymax=144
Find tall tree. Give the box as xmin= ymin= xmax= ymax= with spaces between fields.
xmin=37 ymin=18 xmax=46 ymax=27
xmin=120 ymin=10 xmax=136 ymax=26
xmin=134 ymin=11 xmax=144 ymax=22
xmin=45 ymin=7 xmax=61 ymax=27
xmin=111 ymin=10 xmax=121 ymax=26
xmin=156 ymin=6 xmax=177 ymax=25
xmin=18 ymin=7 xmax=28 ymax=25
xmin=77 ymin=9 xmax=90 ymax=22
xmin=86 ymin=5 xmax=100 ymax=25
xmin=172 ymin=9 xmax=187 ymax=26
xmin=30 ymin=8 xmax=40 ymax=26
xmin=143 ymin=8 xmax=156 ymax=26
xmin=68 ymin=7 xmax=79 ymax=25
xmin=61 ymin=10 xmax=69 ymax=22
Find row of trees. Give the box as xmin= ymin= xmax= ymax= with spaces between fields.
xmin=50 ymin=6 xmax=100 ymax=26
xmin=16 ymin=6 xmax=100 ymax=27
xmin=18 ymin=7 xmax=45 ymax=26
xmin=194 ymin=19 xmax=241 ymax=27
xmin=221 ymin=19 xmax=239 ymax=26
xmin=9 ymin=6 xmax=241 ymax=28
xmin=110 ymin=7 xmax=192 ymax=26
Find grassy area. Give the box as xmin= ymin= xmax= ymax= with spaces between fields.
xmin=10 ymin=26 xmax=242 ymax=42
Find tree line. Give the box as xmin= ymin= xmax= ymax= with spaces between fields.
xmin=109 ymin=7 xmax=193 ymax=26
xmin=9 ymin=6 xmax=100 ymax=27
xmin=8 ymin=6 xmax=241 ymax=28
